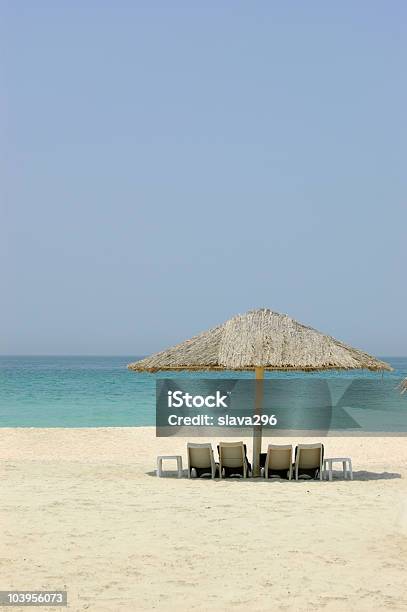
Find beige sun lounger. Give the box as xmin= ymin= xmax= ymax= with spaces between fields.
xmin=294 ymin=443 xmax=324 ymax=480
xmin=187 ymin=443 xmax=218 ymax=479
xmin=218 ymin=441 xmax=251 ymax=478
xmin=264 ymin=444 xmax=293 ymax=480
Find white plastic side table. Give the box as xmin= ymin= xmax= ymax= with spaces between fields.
xmin=323 ymin=457 xmax=353 ymax=481
xmin=156 ymin=455 xmax=183 ymax=478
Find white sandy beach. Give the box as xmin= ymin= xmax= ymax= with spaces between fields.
xmin=1 ymin=428 xmax=407 ymax=611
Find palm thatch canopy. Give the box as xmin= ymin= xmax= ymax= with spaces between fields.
xmin=401 ymin=379 xmax=407 ymax=394
xmin=128 ymin=309 xmax=391 ymax=373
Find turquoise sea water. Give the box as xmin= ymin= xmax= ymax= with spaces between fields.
xmin=0 ymin=356 xmax=406 ymax=427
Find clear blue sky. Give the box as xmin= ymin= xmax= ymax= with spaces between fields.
xmin=2 ymin=2 xmax=406 ymax=356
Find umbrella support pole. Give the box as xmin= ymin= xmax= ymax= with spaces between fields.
xmin=252 ymin=366 xmax=264 ymax=477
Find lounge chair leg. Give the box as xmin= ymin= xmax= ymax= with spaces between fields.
xmin=157 ymin=457 xmax=162 ymax=478
xmin=177 ymin=456 xmax=183 ymax=478
xmin=342 ymin=460 xmax=347 ymax=480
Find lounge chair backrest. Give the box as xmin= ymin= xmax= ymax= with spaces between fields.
xmin=296 ymin=443 xmax=323 ymax=469
xmin=218 ymin=441 xmax=245 ymax=468
xmin=295 ymin=443 xmax=324 ymax=480
xmin=187 ymin=443 xmax=213 ymax=469
xmin=266 ymin=444 xmax=292 ymax=470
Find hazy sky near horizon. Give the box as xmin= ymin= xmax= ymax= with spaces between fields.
xmin=2 ymin=2 xmax=407 ymax=356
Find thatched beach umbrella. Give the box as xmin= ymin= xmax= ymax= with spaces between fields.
xmin=128 ymin=308 xmax=391 ymax=475
xmin=401 ymin=379 xmax=407 ymax=394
